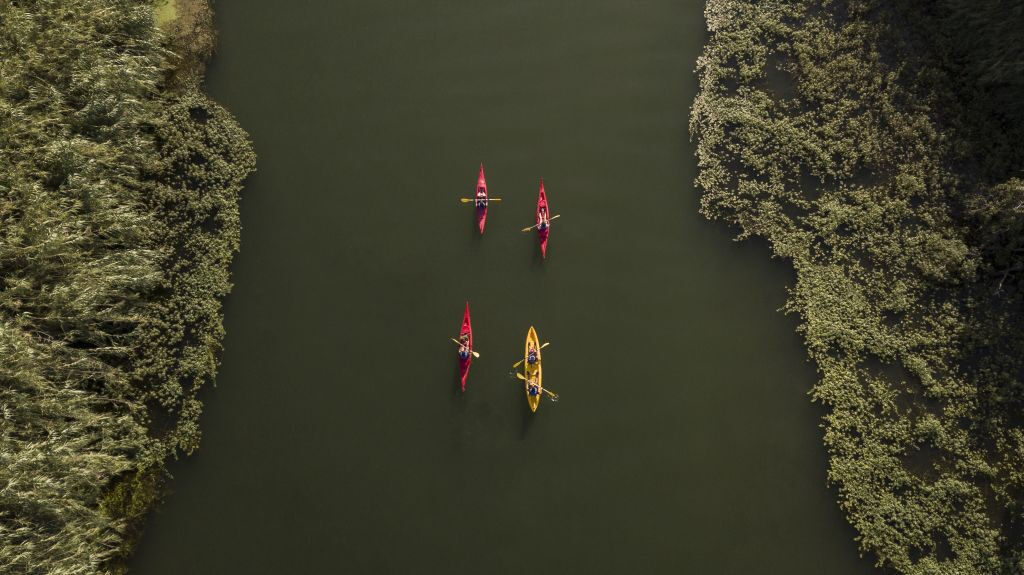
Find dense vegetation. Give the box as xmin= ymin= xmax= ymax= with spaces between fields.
xmin=0 ymin=1 xmax=254 ymax=573
xmin=692 ymin=0 xmax=1023 ymax=572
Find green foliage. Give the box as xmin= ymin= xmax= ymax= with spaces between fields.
xmin=0 ymin=1 xmax=254 ymax=573
xmin=132 ymin=90 xmax=256 ymax=460
xmin=692 ymin=1 xmax=1024 ymax=572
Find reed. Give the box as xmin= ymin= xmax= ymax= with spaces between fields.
xmin=692 ymin=1 xmax=1024 ymax=572
xmin=0 ymin=1 xmax=254 ymax=572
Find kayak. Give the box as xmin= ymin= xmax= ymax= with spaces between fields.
xmin=536 ymin=179 xmax=549 ymax=258
xmin=475 ymin=164 xmax=488 ymax=234
xmin=457 ymin=302 xmax=473 ymax=392
xmin=523 ymin=326 xmax=542 ymax=412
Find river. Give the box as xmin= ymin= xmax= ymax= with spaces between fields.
xmin=131 ymin=1 xmax=876 ymax=573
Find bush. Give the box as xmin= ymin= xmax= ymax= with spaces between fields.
xmin=0 ymin=1 xmax=254 ymax=572
xmin=692 ymin=1 xmax=1024 ymax=572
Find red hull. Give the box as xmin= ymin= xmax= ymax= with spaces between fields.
xmin=475 ymin=164 xmax=488 ymax=234
xmin=458 ymin=301 xmax=473 ymax=392
xmin=536 ymin=179 xmax=549 ymax=258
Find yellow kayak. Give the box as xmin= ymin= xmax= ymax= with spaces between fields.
xmin=524 ymin=326 xmax=542 ymax=412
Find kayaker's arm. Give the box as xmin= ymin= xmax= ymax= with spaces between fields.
xmin=450 ymin=338 xmax=480 ymax=358
xmin=520 ymin=214 xmax=560 ymax=232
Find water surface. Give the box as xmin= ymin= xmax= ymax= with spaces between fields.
xmin=132 ymin=1 xmax=876 ymax=573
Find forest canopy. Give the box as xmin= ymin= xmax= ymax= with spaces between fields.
xmin=692 ymin=0 xmax=1024 ymax=573
xmin=0 ymin=1 xmax=254 ymax=573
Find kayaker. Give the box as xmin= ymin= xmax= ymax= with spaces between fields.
xmin=528 ymin=378 xmax=541 ymax=397
xmin=527 ymin=344 xmax=538 ymax=365
xmin=537 ymin=206 xmax=549 ymax=231
xmin=458 ymin=333 xmax=470 ymax=360
xmin=475 ymin=187 xmax=487 ymax=208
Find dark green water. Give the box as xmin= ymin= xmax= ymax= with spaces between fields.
xmin=132 ymin=1 xmax=877 ymax=573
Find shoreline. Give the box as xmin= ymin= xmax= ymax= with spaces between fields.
xmin=692 ymin=0 xmax=1024 ymax=572
xmin=0 ymin=2 xmax=254 ymax=573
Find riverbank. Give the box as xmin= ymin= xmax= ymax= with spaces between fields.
xmin=692 ymin=0 xmax=1023 ymax=572
xmin=0 ymin=1 xmax=253 ymax=573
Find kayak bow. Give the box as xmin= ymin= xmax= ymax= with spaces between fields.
xmin=458 ymin=302 xmax=473 ymax=392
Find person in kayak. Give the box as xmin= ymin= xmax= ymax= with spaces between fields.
xmin=527 ymin=344 xmax=538 ymax=365
xmin=475 ymin=187 xmax=487 ymax=208
xmin=458 ymin=333 xmax=470 ymax=360
xmin=528 ymin=377 xmax=541 ymax=397
xmin=537 ymin=206 xmax=549 ymax=231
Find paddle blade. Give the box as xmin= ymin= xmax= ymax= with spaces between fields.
xmin=515 ymin=373 xmax=527 ymax=380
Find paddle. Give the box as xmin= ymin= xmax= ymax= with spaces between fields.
xmin=450 ymin=338 xmax=480 ymax=358
xmin=515 ymin=372 xmax=559 ymax=401
xmin=510 ymin=342 xmax=550 ymax=369
xmin=460 ymin=198 xmax=502 ymax=203
xmin=520 ymin=214 xmax=560 ymax=232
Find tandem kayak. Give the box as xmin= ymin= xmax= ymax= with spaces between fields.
xmin=476 ymin=164 xmax=488 ymax=234
xmin=458 ymin=302 xmax=473 ymax=392
xmin=536 ymin=179 xmax=549 ymax=258
xmin=523 ymin=326 xmax=542 ymax=412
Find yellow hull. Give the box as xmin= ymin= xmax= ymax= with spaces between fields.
xmin=524 ymin=326 xmax=541 ymax=412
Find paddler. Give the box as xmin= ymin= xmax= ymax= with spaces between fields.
xmin=527 ymin=343 xmax=538 ymax=365
xmin=528 ymin=377 xmax=541 ymax=397
xmin=537 ymin=206 xmax=549 ymax=231
xmin=475 ymin=186 xmax=487 ymax=208
xmin=458 ymin=333 xmax=470 ymax=360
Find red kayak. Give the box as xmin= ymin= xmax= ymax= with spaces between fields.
xmin=475 ymin=164 xmax=488 ymax=234
xmin=536 ymin=179 xmax=550 ymax=258
xmin=457 ymin=301 xmax=473 ymax=392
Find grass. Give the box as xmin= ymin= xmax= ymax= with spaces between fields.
xmin=155 ymin=0 xmax=176 ymax=29
xmin=0 ymin=1 xmax=254 ymax=572
xmin=692 ymin=0 xmax=1024 ymax=572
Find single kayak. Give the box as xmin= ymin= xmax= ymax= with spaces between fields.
xmin=457 ymin=302 xmax=473 ymax=392
xmin=523 ymin=326 xmax=542 ymax=412
xmin=475 ymin=164 xmax=488 ymax=234
xmin=536 ymin=179 xmax=549 ymax=258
